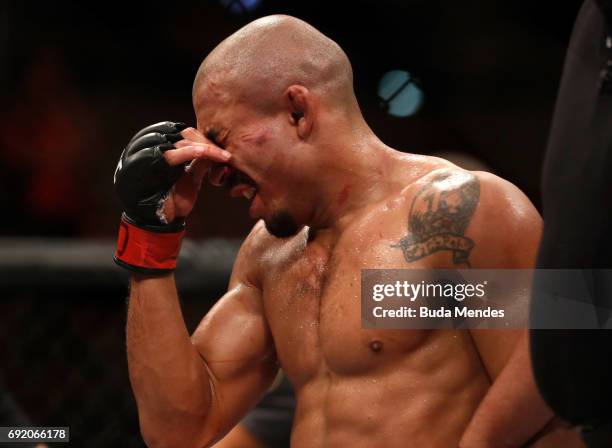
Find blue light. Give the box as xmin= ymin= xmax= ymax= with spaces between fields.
xmin=377 ymin=70 xmax=424 ymax=118
xmin=220 ymin=0 xmax=263 ymax=14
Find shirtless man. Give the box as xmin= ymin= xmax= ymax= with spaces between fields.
xmin=114 ymin=15 xmax=560 ymax=448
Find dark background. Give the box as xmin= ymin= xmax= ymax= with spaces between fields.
xmin=0 ymin=0 xmax=583 ymax=446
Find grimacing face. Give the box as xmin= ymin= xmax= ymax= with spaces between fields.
xmin=195 ymin=100 xmax=311 ymax=238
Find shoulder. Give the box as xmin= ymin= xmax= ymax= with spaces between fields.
xmin=396 ymin=165 xmax=542 ymax=268
xmin=404 ymin=166 xmax=540 ymax=227
xmin=424 ymin=168 xmax=542 ymax=268
xmin=238 ymin=220 xmax=277 ymax=256
xmin=470 ymin=170 xmax=542 ymax=267
xmin=230 ymin=220 xmax=302 ymax=288
xmin=468 ymin=170 xmax=542 ymax=235
xmin=397 ymin=166 xmax=482 ymax=238
xmin=229 ymin=221 xmax=273 ymax=288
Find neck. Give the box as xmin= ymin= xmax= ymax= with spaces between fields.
xmin=306 ymin=126 xmax=396 ymax=233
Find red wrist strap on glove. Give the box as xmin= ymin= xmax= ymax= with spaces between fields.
xmin=114 ymin=214 xmax=185 ymax=274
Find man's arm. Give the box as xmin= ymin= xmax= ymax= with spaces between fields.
xmin=462 ymin=330 xmax=554 ymax=448
xmin=395 ymin=168 xmax=552 ymax=446
xmin=127 ymin=223 xmax=278 ymax=448
xmin=459 ymin=172 xmax=554 ymax=447
xmin=112 ymin=122 xmax=278 ymax=447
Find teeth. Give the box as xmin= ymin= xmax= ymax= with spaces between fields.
xmin=243 ymin=188 xmax=256 ymax=200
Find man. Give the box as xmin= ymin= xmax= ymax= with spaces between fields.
xmin=114 ymin=15 xmax=559 ymax=447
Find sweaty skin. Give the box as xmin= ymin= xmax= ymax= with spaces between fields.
xmin=125 ymin=15 xmax=579 ymax=448
xmin=199 ymin=164 xmax=548 ymax=448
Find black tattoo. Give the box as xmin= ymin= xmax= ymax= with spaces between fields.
xmin=393 ymin=172 xmax=480 ymax=266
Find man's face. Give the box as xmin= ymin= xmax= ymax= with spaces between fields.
xmin=195 ymin=96 xmax=310 ymax=238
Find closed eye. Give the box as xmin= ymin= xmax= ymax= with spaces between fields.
xmin=206 ymin=128 xmax=227 ymax=149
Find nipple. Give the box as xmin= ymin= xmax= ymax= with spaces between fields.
xmin=370 ymin=340 xmax=383 ymax=353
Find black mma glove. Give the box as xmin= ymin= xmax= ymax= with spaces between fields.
xmin=113 ymin=121 xmax=188 ymax=274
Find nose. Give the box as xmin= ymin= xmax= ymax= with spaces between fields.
xmin=208 ymin=163 xmax=232 ymax=187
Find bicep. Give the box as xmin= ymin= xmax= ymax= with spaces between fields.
xmin=191 ymin=282 xmax=278 ymax=437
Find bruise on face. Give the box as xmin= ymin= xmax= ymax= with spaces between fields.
xmin=237 ymin=127 xmax=269 ymax=147
xmin=205 ymin=123 xmax=268 ymax=150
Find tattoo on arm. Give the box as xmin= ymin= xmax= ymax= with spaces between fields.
xmin=393 ymin=172 xmax=480 ymax=266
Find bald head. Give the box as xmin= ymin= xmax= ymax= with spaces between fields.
xmin=193 ymin=15 xmax=355 ymax=113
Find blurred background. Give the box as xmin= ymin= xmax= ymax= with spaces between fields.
xmin=0 ymin=0 xmax=583 ymax=445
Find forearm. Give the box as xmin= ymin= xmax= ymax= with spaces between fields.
xmin=459 ymin=334 xmax=553 ymax=448
xmin=127 ymin=273 xmax=214 ymax=446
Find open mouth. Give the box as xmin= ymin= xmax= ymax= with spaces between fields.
xmin=230 ymin=183 xmax=257 ymax=200
xmin=210 ymin=165 xmax=264 ymax=219
xmin=225 ymin=168 xmax=258 ymax=201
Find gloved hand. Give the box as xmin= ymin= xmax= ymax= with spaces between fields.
xmin=114 ymin=121 xmax=188 ymax=230
xmin=113 ymin=121 xmax=230 ymax=274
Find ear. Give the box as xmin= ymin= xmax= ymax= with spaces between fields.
xmin=285 ymin=85 xmax=314 ymax=139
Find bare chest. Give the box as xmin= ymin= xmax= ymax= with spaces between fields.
xmin=260 ymin=212 xmax=436 ymax=386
